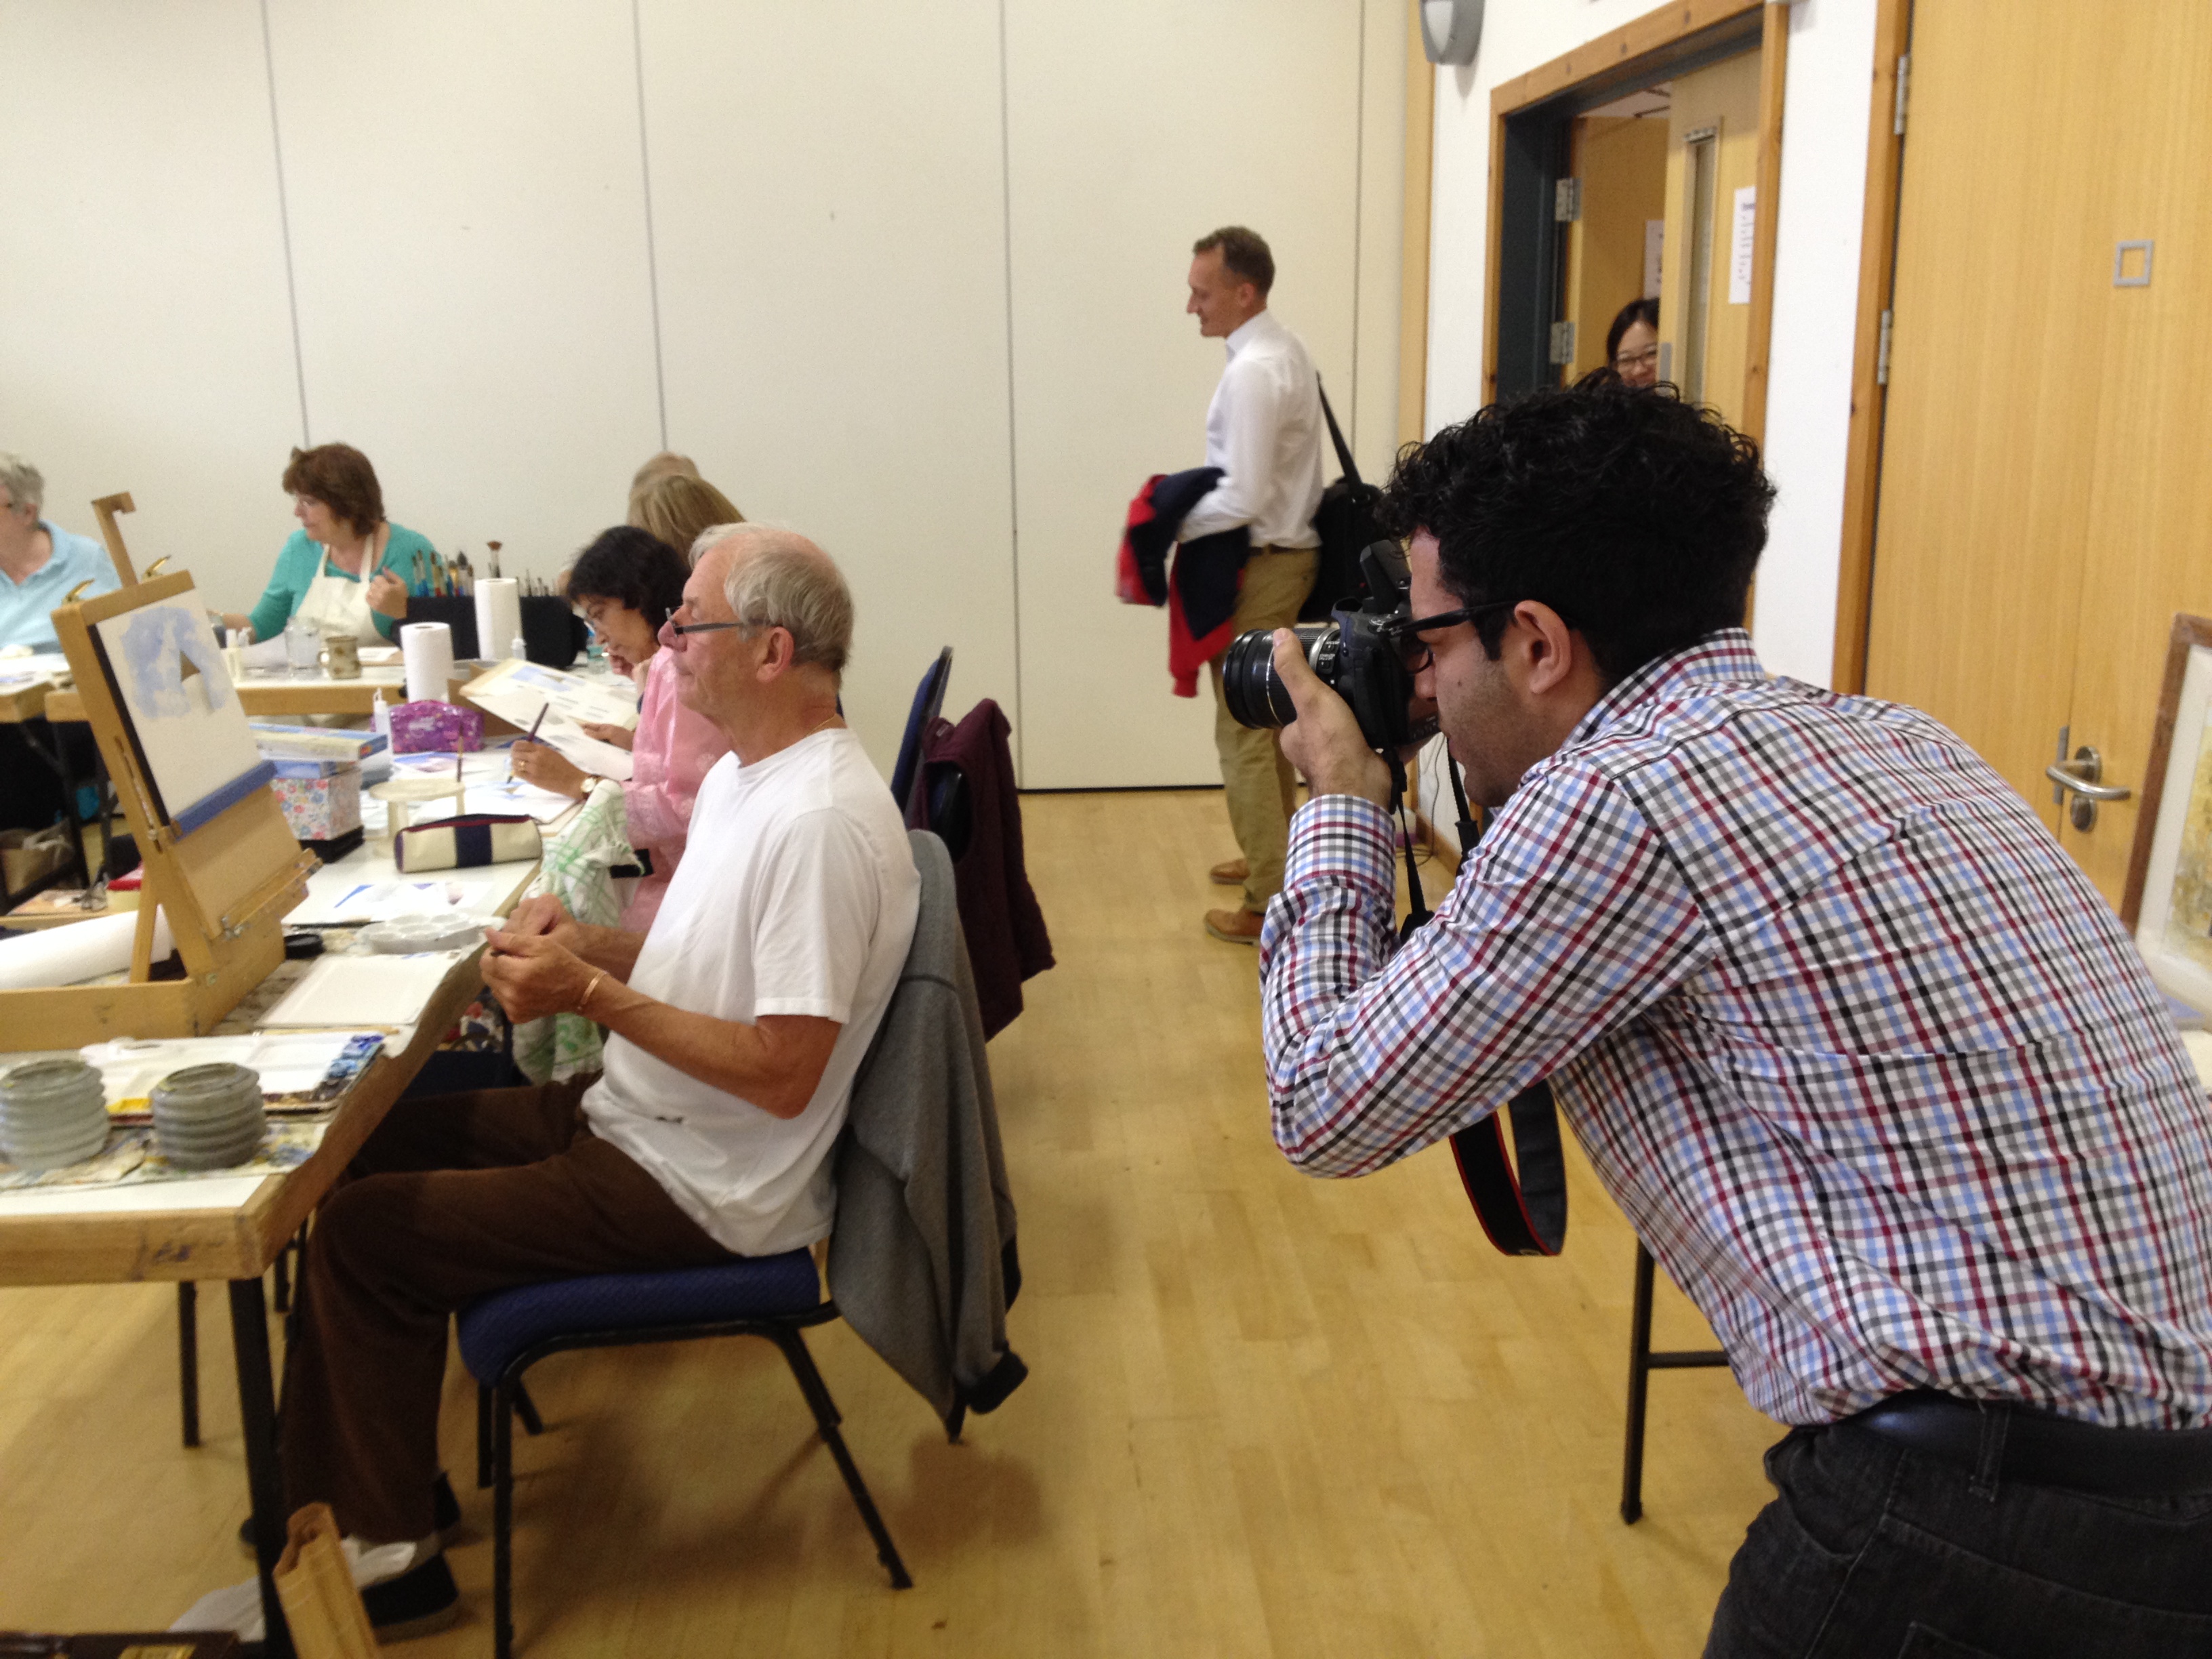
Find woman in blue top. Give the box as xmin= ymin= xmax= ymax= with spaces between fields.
xmin=223 ymin=444 xmax=434 ymax=643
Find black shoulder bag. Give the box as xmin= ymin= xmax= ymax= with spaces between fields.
xmin=1304 ymin=379 xmax=1392 ymax=623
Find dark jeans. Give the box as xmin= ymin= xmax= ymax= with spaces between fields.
xmin=1706 ymin=1419 xmax=2212 ymax=1657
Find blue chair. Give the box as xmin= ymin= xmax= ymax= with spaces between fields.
xmin=457 ymin=1250 xmax=912 ymax=1659
xmin=888 ymin=647 xmax=953 ymax=819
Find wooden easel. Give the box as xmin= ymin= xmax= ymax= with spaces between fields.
xmin=91 ymin=492 xmax=141 ymax=586
xmin=0 ymin=571 xmax=317 ymax=1048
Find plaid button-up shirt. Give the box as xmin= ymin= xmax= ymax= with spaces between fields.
xmin=1261 ymin=630 xmax=2212 ymax=1429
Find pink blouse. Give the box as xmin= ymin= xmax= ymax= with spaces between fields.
xmin=619 ymin=648 xmax=731 ymax=933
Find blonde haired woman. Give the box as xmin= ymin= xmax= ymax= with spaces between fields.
xmin=627 ymin=472 xmax=742 ymax=562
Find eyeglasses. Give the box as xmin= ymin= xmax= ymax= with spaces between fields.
xmin=668 ymin=619 xmax=751 ymax=637
xmin=1614 ymin=345 xmax=1660 ymax=372
xmin=1382 ymin=600 xmax=1521 ymax=672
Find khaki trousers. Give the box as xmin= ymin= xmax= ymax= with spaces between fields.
xmin=1207 ymin=546 xmax=1317 ymax=913
xmin=279 ymin=1079 xmax=735 ymax=1544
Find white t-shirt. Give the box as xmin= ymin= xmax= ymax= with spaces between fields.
xmin=581 ymin=728 xmax=920 ymax=1256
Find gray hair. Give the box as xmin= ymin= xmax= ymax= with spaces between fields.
xmin=0 ymin=453 xmax=43 ymax=514
xmin=709 ymin=525 xmax=854 ymax=677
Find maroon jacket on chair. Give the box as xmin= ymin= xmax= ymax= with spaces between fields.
xmin=905 ymin=699 xmax=1054 ymax=1038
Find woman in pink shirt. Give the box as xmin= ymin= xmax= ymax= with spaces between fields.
xmin=510 ymin=527 xmax=729 ymax=931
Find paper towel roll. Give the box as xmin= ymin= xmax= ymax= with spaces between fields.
xmin=474 ymin=579 xmax=523 ymax=663
xmin=401 ymin=621 xmax=454 ymax=704
xmin=0 ymin=907 xmax=173 ymax=991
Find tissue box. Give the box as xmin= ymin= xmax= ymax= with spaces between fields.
xmin=389 ymin=699 xmax=483 ymax=755
xmin=271 ymin=764 xmax=362 ymax=841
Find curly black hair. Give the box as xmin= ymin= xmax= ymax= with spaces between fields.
xmin=565 ymin=525 xmax=689 ymax=630
xmin=1378 ymin=384 xmax=1775 ymax=686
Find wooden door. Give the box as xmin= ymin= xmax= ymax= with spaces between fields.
xmin=1563 ymin=112 xmax=1667 ymax=383
xmin=1865 ymin=0 xmax=2212 ymax=902
xmin=2050 ymin=9 xmax=2212 ymax=897
xmin=1656 ymin=51 xmax=1761 ymax=428
xmin=1863 ymin=0 xmax=2126 ymax=838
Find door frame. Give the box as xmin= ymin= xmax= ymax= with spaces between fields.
xmin=1827 ymin=0 xmax=1916 ymax=693
xmin=1481 ymin=0 xmax=1788 ymax=443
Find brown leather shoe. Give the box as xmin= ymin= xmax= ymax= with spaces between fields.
xmin=1204 ymin=907 xmax=1265 ymax=945
xmin=1209 ymin=857 xmax=1249 ymax=886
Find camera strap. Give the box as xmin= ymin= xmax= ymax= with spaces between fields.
xmin=1424 ymin=756 xmax=1570 ymax=1258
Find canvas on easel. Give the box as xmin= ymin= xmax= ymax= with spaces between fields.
xmin=0 ymin=569 xmax=318 ymax=1049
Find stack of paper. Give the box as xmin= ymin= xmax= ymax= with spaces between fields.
xmin=462 ymin=659 xmax=638 ymax=781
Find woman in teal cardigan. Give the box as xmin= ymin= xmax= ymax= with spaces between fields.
xmin=223 ymin=443 xmax=433 ymax=643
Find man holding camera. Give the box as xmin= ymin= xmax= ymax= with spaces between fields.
xmin=1258 ymin=386 xmax=2212 ymax=1654
xmin=1181 ymin=225 xmax=1325 ymax=944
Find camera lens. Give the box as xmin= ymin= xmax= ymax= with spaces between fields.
xmin=1223 ymin=622 xmax=1338 ymax=730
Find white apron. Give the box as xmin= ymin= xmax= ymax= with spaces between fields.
xmin=291 ymin=529 xmax=391 ymax=644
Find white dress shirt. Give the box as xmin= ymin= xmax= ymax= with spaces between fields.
xmin=1179 ymin=308 xmax=1326 ymax=549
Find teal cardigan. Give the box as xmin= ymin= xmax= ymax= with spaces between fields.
xmin=247 ymin=525 xmax=434 ymax=643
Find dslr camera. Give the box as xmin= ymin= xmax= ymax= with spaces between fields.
xmin=1221 ymin=541 xmax=1439 ymax=753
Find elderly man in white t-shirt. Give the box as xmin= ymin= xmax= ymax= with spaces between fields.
xmin=231 ymin=527 xmax=919 ymax=1639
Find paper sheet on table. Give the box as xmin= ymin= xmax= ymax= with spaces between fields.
xmin=365 ymin=751 xmax=575 ymax=828
xmin=77 ymin=1030 xmax=384 ymax=1116
xmin=359 ymin=645 xmax=401 ymax=665
xmin=462 ymin=659 xmax=637 ymax=781
xmin=288 ymin=876 xmax=498 ymax=926
xmin=260 ymin=949 xmax=472 ymax=1027
xmin=0 ymin=650 xmax=73 ymax=684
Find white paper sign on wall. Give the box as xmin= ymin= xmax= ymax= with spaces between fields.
xmin=1729 ymin=186 xmax=1757 ymax=305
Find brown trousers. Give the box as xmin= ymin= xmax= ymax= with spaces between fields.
xmin=1208 ymin=546 xmax=1317 ymax=912
xmin=279 ymin=1079 xmax=733 ymax=1544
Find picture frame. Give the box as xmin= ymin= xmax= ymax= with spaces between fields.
xmin=2123 ymin=614 xmax=2212 ymax=1014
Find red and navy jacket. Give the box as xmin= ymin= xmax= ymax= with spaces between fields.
xmin=1116 ymin=467 xmax=1250 ymax=696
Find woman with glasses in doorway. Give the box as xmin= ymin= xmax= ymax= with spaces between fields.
xmin=1604 ymin=297 xmax=1660 ymax=387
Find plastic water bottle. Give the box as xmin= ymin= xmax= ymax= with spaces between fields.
xmin=510 ymin=634 xmax=527 ymax=664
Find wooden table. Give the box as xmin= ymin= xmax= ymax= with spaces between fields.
xmin=41 ymin=667 xmax=476 ymax=723
xmin=0 ymin=672 xmax=63 ymax=724
xmin=0 ymin=844 xmax=550 ymax=1654
xmin=0 ymin=672 xmax=94 ymax=901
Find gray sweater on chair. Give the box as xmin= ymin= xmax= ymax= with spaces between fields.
xmin=830 ymin=830 xmax=1026 ymax=1437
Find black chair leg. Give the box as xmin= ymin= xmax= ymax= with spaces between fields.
xmin=1621 ymin=1242 xmax=1656 ymax=1525
xmin=771 ymin=1328 xmax=912 ymax=1589
xmin=476 ymin=1384 xmax=493 ymax=1490
xmin=513 ymin=1378 xmax=544 ymax=1437
xmin=178 ymin=1282 xmax=201 ymax=1449
xmin=272 ymin=1242 xmax=291 ymax=1315
xmin=493 ymin=1381 xmax=516 ymax=1659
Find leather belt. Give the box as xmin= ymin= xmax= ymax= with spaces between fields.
xmin=1846 ymin=1390 xmax=2212 ymax=1498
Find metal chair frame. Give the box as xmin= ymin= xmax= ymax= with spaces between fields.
xmin=475 ymin=1296 xmax=911 ymax=1659
xmin=1619 ymin=1240 xmax=1729 ymax=1523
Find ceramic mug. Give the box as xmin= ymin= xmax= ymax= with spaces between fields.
xmin=324 ymin=634 xmax=361 ymax=679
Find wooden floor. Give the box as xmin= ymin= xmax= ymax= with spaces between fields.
xmin=0 ymin=790 xmax=1780 ymax=1655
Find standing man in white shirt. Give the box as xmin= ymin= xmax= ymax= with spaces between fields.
xmin=1181 ymin=226 xmax=1326 ymax=945
xmin=185 ymin=525 xmax=920 ymax=1642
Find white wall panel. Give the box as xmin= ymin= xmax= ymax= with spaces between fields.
xmin=639 ymin=0 xmax=1018 ymax=781
xmin=267 ymin=0 xmax=662 ymax=592
xmin=1006 ymin=0 xmax=1375 ymax=788
xmin=0 ymin=0 xmax=303 ymax=607
xmin=1351 ymin=0 xmax=1410 ymax=487
xmin=1756 ymin=0 xmax=1878 ymax=689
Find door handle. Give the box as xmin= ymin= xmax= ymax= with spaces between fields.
xmin=2044 ymin=750 xmax=2131 ymax=802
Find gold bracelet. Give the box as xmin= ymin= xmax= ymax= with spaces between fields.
xmin=578 ymin=970 xmax=606 ymax=1017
